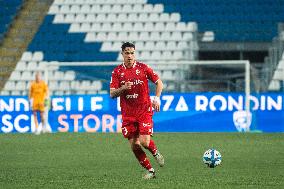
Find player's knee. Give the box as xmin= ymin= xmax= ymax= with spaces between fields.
xmin=140 ymin=140 xmax=148 ymax=148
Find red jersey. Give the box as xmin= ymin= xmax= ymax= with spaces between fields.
xmin=110 ymin=61 xmax=159 ymax=117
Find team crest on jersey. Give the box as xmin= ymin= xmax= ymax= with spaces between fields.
xmin=136 ymin=69 xmax=140 ymax=75
xmin=120 ymin=73 xmax=124 ymax=77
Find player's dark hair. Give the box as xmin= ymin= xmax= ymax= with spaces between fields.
xmin=121 ymin=42 xmax=135 ymax=51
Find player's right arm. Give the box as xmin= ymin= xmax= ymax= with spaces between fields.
xmin=110 ymin=82 xmax=132 ymax=99
xmin=110 ymin=69 xmax=132 ymax=99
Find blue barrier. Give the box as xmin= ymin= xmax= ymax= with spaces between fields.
xmin=0 ymin=93 xmax=283 ymax=133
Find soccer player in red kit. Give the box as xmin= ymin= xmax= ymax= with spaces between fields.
xmin=110 ymin=42 xmax=164 ymax=179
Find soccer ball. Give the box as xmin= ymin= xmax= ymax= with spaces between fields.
xmin=203 ymin=149 xmax=222 ymax=168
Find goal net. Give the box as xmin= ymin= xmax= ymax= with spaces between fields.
xmin=46 ymin=60 xmax=250 ymax=93
xmin=45 ymin=59 xmax=250 ymax=116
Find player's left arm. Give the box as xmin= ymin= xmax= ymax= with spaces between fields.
xmin=44 ymin=82 xmax=50 ymax=108
xmin=46 ymin=83 xmax=50 ymax=98
xmin=146 ymin=65 xmax=163 ymax=112
xmin=28 ymin=82 xmax=34 ymax=109
xmin=152 ymin=79 xmax=163 ymax=112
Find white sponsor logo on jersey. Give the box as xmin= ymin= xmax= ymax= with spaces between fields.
xmin=126 ymin=93 xmax=138 ymax=99
xmin=133 ymin=79 xmax=143 ymax=85
xmin=142 ymin=123 xmax=151 ymax=127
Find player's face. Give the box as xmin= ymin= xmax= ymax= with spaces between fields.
xmin=35 ymin=73 xmax=41 ymax=82
xmin=122 ymin=47 xmax=135 ymax=67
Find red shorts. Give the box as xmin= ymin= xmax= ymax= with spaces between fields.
xmin=121 ymin=113 xmax=153 ymax=139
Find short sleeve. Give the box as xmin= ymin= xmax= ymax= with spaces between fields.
xmin=145 ymin=65 xmax=159 ymax=83
xmin=110 ymin=70 xmax=119 ymax=89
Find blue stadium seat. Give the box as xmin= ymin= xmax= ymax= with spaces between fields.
xmin=148 ymin=0 xmax=284 ymax=42
xmin=0 ymin=0 xmax=23 ymax=42
xmin=28 ymin=15 xmax=117 ymax=62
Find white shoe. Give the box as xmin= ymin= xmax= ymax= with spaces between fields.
xmin=34 ymin=129 xmax=41 ymax=135
xmin=143 ymin=169 xmax=156 ymax=179
xmin=42 ymin=127 xmax=51 ymax=133
xmin=154 ymin=151 xmax=165 ymax=167
xmin=42 ymin=128 xmax=46 ymax=134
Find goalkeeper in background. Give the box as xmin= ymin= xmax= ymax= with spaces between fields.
xmin=29 ymin=72 xmax=49 ymax=135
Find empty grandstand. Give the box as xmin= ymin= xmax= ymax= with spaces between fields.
xmin=0 ymin=0 xmax=23 ymax=42
xmin=0 ymin=0 xmax=284 ymax=95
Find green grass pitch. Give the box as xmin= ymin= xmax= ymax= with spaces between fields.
xmin=0 ymin=133 xmax=283 ymax=188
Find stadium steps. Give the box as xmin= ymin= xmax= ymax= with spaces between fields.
xmin=0 ymin=0 xmax=53 ymax=91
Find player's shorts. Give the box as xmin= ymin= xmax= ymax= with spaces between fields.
xmin=32 ymin=102 xmax=45 ymax=112
xmin=121 ymin=112 xmax=153 ymax=139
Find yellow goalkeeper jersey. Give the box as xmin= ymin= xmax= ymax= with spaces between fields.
xmin=30 ymin=81 xmax=48 ymax=103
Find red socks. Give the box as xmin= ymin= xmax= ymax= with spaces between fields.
xmin=131 ymin=140 xmax=158 ymax=171
xmin=132 ymin=146 xmax=152 ymax=170
xmin=146 ymin=140 xmax=158 ymax=155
